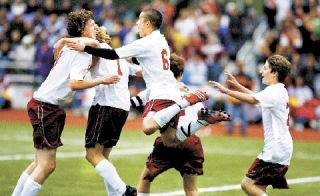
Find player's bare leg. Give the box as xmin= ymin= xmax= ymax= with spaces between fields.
xmin=12 ymin=154 xmax=39 ymax=196
xmin=142 ymin=90 xmax=209 ymax=136
xmin=103 ymin=147 xmax=113 ymax=161
xmin=29 ymin=148 xmax=56 ymax=184
xmin=183 ymin=174 xmax=198 ymax=196
xmin=87 ymin=143 xmax=135 ymax=196
xmin=86 ymin=143 xmax=106 ymax=167
xmin=137 ymin=166 xmax=152 ymax=194
xmin=19 ymin=148 xmax=56 ymax=196
xmin=241 ymin=176 xmax=268 ymax=196
xmin=142 ymin=115 xmax=160 ymax=135
xmin=161 ymin=127 xmax=181 ymax=148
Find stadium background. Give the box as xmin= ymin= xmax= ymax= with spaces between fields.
xmin=1 ymin=0 xmax=320 ymax=195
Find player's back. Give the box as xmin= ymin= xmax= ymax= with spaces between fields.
xmin=34 ymin=46 xmax=92 ymax=105
xmin=116 ymin=31 xmax=180 ymax=102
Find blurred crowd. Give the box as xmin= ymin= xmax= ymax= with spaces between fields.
xmin=0 ymin=0 xmax=320 ymax=131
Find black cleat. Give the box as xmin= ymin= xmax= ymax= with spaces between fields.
xmin=123 ymin=185 xmax=137 ymax=196
xmin=198 ymin=108 xmax=232 ymax=124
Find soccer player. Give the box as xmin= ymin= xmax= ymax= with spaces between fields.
xmin=132 ymin=54 xmax=231 ymax=196
xmin=67 ymin=9 xmax=208 ymax=146
xmin=54 ymin=26 xmax=141 ymax=196
xmin=66 ymin=9 xmax=209 ymax=148
xmin=12 ymin=10 xmax=120 ymax=196
xmin=210 ymin=54 xmax=293 ymax=196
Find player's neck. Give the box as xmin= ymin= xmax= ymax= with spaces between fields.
xmin=268 ymin=80 xmax=279 ymax=86
xmin=145 ymin=28 xmax=156 ymax=36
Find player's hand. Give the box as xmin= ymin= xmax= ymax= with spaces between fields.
xmin=65 ymin=40 xmax=85 ymax=52
xmin=177 ymin=82 xmax=190 ymax=93
xmin=209 ymin=81 xmax=229 ymax=94
xmin=99 ymin=75 xmax=120 ymax=85
xmin=225 ymin=71 xmax=240 ymax=88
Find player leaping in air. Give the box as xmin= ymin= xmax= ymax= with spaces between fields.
xmin=65 ymin=9 xmax=220 ymax=148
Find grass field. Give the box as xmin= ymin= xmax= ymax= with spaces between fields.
xmin=1 ymin=121 xmax=320 ymax=195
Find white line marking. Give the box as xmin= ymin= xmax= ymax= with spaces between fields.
xmin=1 ymin=147 xmax=320 ymax=161
xmin=150 ymin=176 xmax=320 ymax=196
xmin=0 ymin=148 xmax=151 ymax=161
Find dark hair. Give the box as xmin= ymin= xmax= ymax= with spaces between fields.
xmin=142 ymin=9 xmax=163 ymax=29
xmin=67 ymin=9 xmax=94 ymax=37
xmin=267 ymin=54 xmax=291 ymax=83
xmin=170 ymin=53 xmax=185 ymax=78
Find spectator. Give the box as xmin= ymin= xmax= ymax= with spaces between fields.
xmin=0 ymin=0 xmax=10 ymax=10
xmin=36 ymin=40 xmax=53 ymax=82
xmin=182 ymin=51 xmax=208 ymax=89
xmin=14 ymin=34 xmax=36 ymax=67
xmin=0 ymin=40 xmax=11 ymax=60
xmin=0 ymin=72 xmax=11 ymax=109
xmin=263 ymin=0 xmax=277 ymax=29
xmin=174 ymin=8 xmax=197 ymax=39
xmin=225 ymin=60 xmax=255 ymax=135
xmin=10 ymin=0 xmax=26 ymax=16
xmin=300 ymin=54 xmax=320 ymax=94
xmin=288 ymin=76 xmax=313 ymax=107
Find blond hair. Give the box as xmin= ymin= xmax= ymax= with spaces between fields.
xmin=95 ymin=26 xmax=112 ymax=44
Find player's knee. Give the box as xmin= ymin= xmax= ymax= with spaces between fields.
xmin=185 ymin=189 xmax=197 ymax=196
xmin=40 ymin=160 xmax=56 ymax=174
xmin=142 ymin=122 xmax=156 ymax=135
xmin=241 ymin=178 xmax=249 ymax=191
xmin=142 ymin=117 xmax=159 ymax=135
xmin=85 ymin=151 xmax=94 ymax=163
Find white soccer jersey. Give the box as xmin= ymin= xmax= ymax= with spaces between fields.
xmin=92 ymin=43 xmax=141 ymax=111
xmin=34 ymin=46 xmax=92 ymax=105
xmin=253 ymin=83 xmax=293 ymax=166
xmin=115 ymin=30 xmax=181 ymax=102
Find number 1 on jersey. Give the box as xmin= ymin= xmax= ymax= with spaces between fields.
xmin=161 ymin=49 xmax=169 ymax=70
xmin=116 ymin=59 xmax=123 ymax=76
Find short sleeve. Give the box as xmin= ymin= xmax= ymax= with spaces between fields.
xmin=253 ymin=86 xmax=277 ymax=108
xmin=70 ymin=52 xmax=92 ymax=80
xmin=128 ymin=64 xmax=142 ymax=76
xmin=115 ymin=38 xmax=149 ymax=58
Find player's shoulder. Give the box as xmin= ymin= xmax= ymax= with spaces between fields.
xmin=100 ymin=43 xmax=112 ymax=49
xmin=62 ymin=46 xmax=91 ymax=57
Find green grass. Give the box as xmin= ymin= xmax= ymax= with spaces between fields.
xmin=1 ymin=122 xmax=320 ymax=195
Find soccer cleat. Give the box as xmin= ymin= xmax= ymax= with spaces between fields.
xmin=198 ymin=108 xmax=232 ymax=124
xmin=184 ymin=90 xmax=209 ymax=105
xmin=123 ymin=185 xmax=137 ymax=196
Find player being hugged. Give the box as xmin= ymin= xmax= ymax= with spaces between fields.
xmin=12 ymin=10 xmax=119 ymax=196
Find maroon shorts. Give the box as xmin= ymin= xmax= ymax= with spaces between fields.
xmin=142 ymin=99 xmax=180 ymax=133
xmin=145 ymin=135 xmax=204 ymax=182
xmin=246 ymin=158 xmax=290 ymax=189
xmin=85 ymin=104 xmax=129 ymax=148
xmin=27 ymin=98 xmax=66 ymax=149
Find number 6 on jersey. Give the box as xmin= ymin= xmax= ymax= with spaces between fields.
xmin=161 ymin=49 xmax=169 ymax=70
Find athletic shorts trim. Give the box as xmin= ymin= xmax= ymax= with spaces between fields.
xmin=85 ymin=104 xmax=128 ymax=148
xmin=27 ymin=98 xmax=66 ymax=149
xmin=246 ymin=158 xmax=290 ymax=189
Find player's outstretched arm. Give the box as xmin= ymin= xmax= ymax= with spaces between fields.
xmin=70 ymin=75 xmax=120 ymax=91
xmin=224 ymin=71 xmax=254 ymax=95
xmin=66 ymin=40 xmax=120 ymax=60
xmin=210 ymin=81 xmax=259 ymax=104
